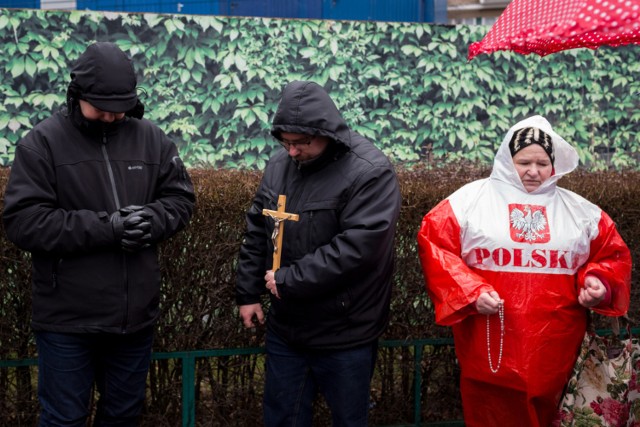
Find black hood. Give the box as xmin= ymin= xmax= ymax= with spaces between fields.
xmin=68 ymin=42 xmax=139 ymax=114
xmin=270 ymin=81 xmax=351 ymax=148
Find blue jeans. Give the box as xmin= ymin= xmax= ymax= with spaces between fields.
xmin=263 ymin=331 xmax=378 ymax=427
xmin=35 ymin=328 xmax=154 ymax=427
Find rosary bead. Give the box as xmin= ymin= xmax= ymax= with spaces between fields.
xmin=487 ymin=301 xmax=504 ymax=373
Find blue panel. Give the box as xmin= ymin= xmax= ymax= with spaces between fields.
xmin=34 ymin=0 xmax=439 ymax=21
xmin=0 ymin=0 xmax=39 ymax=7
xmin=218 ymin=0 xmax=321 ymax=19
xmin=370 ymin=0 xmax=420 ymax=22
xmin=76 ymin=0 xmax=101 ymax=11
xmin=76 ymin=0 xmax=219 ymax=14
xmin=322 ymin=0 xmax=367 ymax=21
xmin=176 ymin=0 xmax=219 ymax=15
xmin=322 ymin=0 xmax=437 ymax=23
xmin=123 ymin=0 xmax=170 ymax=13
xmin=217 ymin=0 xmax=255 ymax=16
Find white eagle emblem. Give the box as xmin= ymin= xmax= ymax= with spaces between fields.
xmin=510 ymin=205 xmax=547 ymax=242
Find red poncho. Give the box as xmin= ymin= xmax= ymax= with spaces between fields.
xmin=417 ymin=116 xmax=631 ymax=427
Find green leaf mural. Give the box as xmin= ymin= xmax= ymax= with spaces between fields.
xmin=0 ymin=8 xmax=639 ymax=170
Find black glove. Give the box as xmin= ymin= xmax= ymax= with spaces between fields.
xmin=109 ymin=205 xmax=152 ymax=251
xmin=121 ymin=211 xmax=153 ymax=252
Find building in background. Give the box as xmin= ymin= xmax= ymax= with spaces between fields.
xmin=448 ymin=0 xmax=510 ymax=25
xmin=0 ymin=0 xmax=510 ymax=24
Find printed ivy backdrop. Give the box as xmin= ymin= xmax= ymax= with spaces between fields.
xmin=0 ymin=8 xmax=639 ymax=170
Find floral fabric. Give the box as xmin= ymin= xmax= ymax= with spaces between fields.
xmin=555 ymin=331 xmax=640 ymax=427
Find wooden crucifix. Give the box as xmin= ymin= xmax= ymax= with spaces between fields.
xmin=262 ymin=195 xmax=299 ymax=271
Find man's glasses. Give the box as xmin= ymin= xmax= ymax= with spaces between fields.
xmin=278 ymin=135 xmax=314 ymax=150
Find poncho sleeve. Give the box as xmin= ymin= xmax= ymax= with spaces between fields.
xmin=417 ymin=198 xmax=495 ymax=326
xmin=577 ymin=211 xmax=631 ymax=316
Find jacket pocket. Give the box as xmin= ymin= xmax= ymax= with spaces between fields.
xmin=301 ymin=198 xmax=342 ymax=251
xmin=31 ymin=255 xmax=58 ymax=293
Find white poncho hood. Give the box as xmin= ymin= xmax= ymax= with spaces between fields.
xmin=490 ymin=115 xmax=579 ymax=194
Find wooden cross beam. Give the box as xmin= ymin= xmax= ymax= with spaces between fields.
xmin=262 ymin=195 xmax=299 ymax=271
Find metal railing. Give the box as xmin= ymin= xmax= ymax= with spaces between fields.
xmin=4 ymin=328 xmax=635 ymax=427
xmin=0 ymin=338 xmax=462 ymax=427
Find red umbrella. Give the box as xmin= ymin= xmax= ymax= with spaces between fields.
xmin=468 ymin=0 xmax=640 ymax=60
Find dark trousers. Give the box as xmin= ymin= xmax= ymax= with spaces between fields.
xmin=35 ymin=327 xmax=154 ymax=427
xmin=263 ymin=331 xmax=377 ymax=427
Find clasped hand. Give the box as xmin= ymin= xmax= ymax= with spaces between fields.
xmin=578 ymin=275 xmax=607 ymax=308
xmin=476 ymin=274 xmax=606 ymax=315
xmin=476 ymin=291 xmax=503 ymax=315
xmin=110 ymin=205 xmax=153 ymax=252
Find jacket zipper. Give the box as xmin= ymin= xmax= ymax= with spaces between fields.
xmin=102 ymin=131 xmax=122 ymax=211
xmin=308 ymin=211 xmax=313 ymax=251
xmin=52 ymin=258 xmax=59 ymax=289
xmin=100 ymin=130 xmax=129 ymax=333
xmin=287 ymin=173 xmax=305 ymax=214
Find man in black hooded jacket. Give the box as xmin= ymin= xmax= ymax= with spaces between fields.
xmin=2 ymin=42 xmax=194 ymax=426
xmin=236 ymin=81 xmax=401 ymax=426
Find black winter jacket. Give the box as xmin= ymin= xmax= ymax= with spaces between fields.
xmin=236 ymin=81 xmax=401 ymax=350
xmin=2 ymin=107 xmax=195 ymax=334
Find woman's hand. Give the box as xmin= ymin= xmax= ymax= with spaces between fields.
xmin=475 ymin=291 xmax=503 ymax=315
xmin=578 ymin=275 xmax=607 ymax=308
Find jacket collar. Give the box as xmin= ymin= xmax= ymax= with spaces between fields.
xmin=68 ymin=104 xmax=128 ymax=137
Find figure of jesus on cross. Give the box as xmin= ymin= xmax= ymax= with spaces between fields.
xmin=262 ymin=195 xmax=299 ymax=272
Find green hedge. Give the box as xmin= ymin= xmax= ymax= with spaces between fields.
xmin=1 ymin=8 xmax=639 ymax=170
xmin=1 ymin=166 xmax=639 ymax=425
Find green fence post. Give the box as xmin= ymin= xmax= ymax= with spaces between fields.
xmin=414 ymin=344 xmax=423 ymax=426
xmin=182 ymin=354 xmax=196 ymax=427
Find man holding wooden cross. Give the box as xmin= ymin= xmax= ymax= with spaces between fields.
xmin=236 ymin=80 xmax=401 ymax=426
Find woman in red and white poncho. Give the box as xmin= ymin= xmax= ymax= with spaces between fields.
xmin=417 ymin=115 xmax=631 ymax=427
